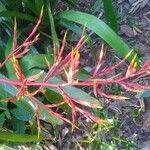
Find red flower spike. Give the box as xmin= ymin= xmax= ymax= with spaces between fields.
xmin=27 ymin=71 xmax=44 ymax=82
xmin=4 ymin=85 xmax=28 ymax=102
xmin=58 ymin=87 xmax=77 ymax=130
xmin=76 ymin=107 xmax=107 ymax=125
xmin=12 ymin=55 xmax=25 ymax=82
xmin=24 ymin=6 xmax=43 ymax=43
xmin=93 ymin=80 xmax=98 ymax=97
xmin=92 ymin=43 xmax=105 ymax=77
xmin=126 ymin=54 xmax=137 ymax=77
xmin=68 ymin=49 xmax=80 ymax=83
xmin=13 ymin=18 xmax=17 ymax=50
xmin=16 ymin=48 xmax=29 ymax=58
xmin=53 ymin=43 xmax=57 ymax=63
xmin=35 ymin=106 xmax=41 ymax=139
xmin=140 ymin=59 xmax=150 ymax=72
xmin=99 ymin=49 xmax=134 ymax=77
xmin=0 ymin=7 xmax=43 ymax=69
xmin=59 ymin=31 xmax=67 ymax=58
xmin=45 ymin=101 xmax=65 ymax=108
xmin=71 ymin=97 xmax=102 ymax=109
xmin=121 ymin=83 xmax=142 ymax=93
xmin=44 ymin=57 xmax=51 ymax=70
xmin=58 ymin=87 xmax=105 ymax=130
xmin=122 ymin=82 xmax=150 ymax=89
xmin=97 ymin=89 xmax=128 ymax=101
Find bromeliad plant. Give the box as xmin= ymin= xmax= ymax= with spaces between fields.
xmin=0 ymin=8 xmax=150 ymax=140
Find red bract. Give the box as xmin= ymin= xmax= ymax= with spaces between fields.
xmin=0 ymin=8 xmax=150 ymax=135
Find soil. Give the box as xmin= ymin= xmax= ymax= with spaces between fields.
xmin=111 ymin=1 xmax=150 ymax=148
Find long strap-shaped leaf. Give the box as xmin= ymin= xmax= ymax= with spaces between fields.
xmin=0 ymin=131 xmax=42 ymax=142
xmin=0 ymin=11 xmax=37 ymax=22
xmin=46 ymin=0 xmax=60 ymax=51
xmin=102 ymin=0 xmax=118 ymax=32
xmin=59 ymin=10 xmax=139 ymax=65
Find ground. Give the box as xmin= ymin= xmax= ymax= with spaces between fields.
xmin=111 ymin=1 xmax=150 ymax=148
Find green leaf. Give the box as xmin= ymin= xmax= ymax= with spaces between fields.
xmin=102 ymin=0 xmax=118 ymax=32
xmin=35 ymin=0 xmax=44 ymax=14
xmin=0 ymin=74 xmax=63 ymax=125
xmin=4 ymin=110 xmax=11 ymax=120
xmin=14 ymin=98 xmax=63 ymax=126
xmin=0 ymin=74 xmax=17 ymax=96
xmin=0 ymin=1 xmax=6 ymax=11
xmin=11 ymin=108 xmax=33 ymax=121
xmin=30 ymin=118 xmax=38 ymax=135
xmin=20 ymin=54 xmax=53 ymax=70
xmin=0 ymin=112 xmax=5 ymax=128
xmin=0 ymin=87 xmax=10 ymax=99
xmin=90 ymin=0 xmax=103 ymax=14
xmin=77 ymin=68 xmax=91 ymax=81
xmin=45 ymin=88 xmax=70 ymax=112
xmin=2 ymin=0 xmax=22 ymax=11
xmin=60 ymin=19 xmax=81 ymax=37
xmin=39 ymin=107 xmax=63 ymax=125
xmin=12 ymin=117 xmax=26 ymax=133
xmin=0 ymin=75 xmax=35 ymax=121
xmin=0 ymin=131 xmax=42 ymax=142
xmin=20 ymin=54 xmax=53 ymax=76
xmin=45 ymin=88 xmax=63 ymax=103
xmin=49 ymin=0 xmax=58 ymax=12
xmin=23 ymin=1 xmax=38 ymax=16
xmin=0 ymin=11 xmax=37 ymax=22
xmin=47 ymin=77 xmax=102 ymax=108
xmin=13 ymin=99 xmax=35 ymax=116
xmin=60 ymin=10 xmax=139 ymax=65
xmin=46 ymin=0 xmax=59 ymax=51
xmin=5 ymin=38 xmax=16 ymax=80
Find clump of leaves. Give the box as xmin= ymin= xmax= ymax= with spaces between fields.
xmin=0 ymin=8 xmax=150 ymax=141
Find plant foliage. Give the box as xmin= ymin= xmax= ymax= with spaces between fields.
xmin=0 ymin=9 xmax=150 ymax=142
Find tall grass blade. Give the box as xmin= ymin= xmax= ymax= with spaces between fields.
xmin=46 ymin=0 xmax=60 ymax=51
xmin=102 ymin=0 xmax=118 ymax=32
xmin=0 ymin=131 xmax=42 ymax=142
xmin=60 ymin=10 xmax=139 ymax=65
